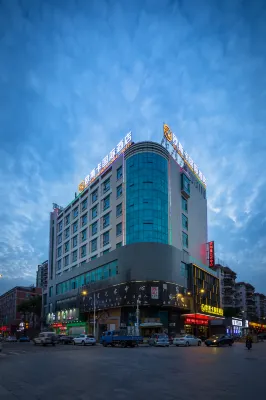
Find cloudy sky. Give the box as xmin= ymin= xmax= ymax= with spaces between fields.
xmin=0 ymin=0 xmax=265 ymax=294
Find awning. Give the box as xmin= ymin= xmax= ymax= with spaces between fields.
xmin=139 ymin=323 xmax=163 ymax=328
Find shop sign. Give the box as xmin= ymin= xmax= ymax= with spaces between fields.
xmin=185 ymin=318 xmax=208 ymax=326
xmin=52 ymin=323 xmax=63 ymax=328
xmin=163 ymin=123 xmax=206 ymax=186
xmin=78 ymin=132 xmax=132 ymax=192
xmin=232 ymin=319 xmax=242 ymax=327
xmin=201 ymin=304 xmax=223 ymax=316
xmin=208 ymin=241 xmax=215 ymax=268
xmin=151 ymin=287 xmax=159 ymax=299
xmin=249 ymin=322 xmax=266 ymax=329
xmin=245 ymin=320 xmax=249 ymax=328
xmin=169 ymin=323 xmax=176 ymax=327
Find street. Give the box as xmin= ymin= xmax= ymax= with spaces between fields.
xmin=0 ymin=342 xmax=265 ymax=400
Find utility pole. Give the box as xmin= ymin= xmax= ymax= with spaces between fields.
xmin=93 ymin=292 xmax=96 ymax=338
xmin=136 ymin=299 xmax=140 ymax=336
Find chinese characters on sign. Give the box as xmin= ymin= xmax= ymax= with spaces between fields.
xmin=151 ymin=287 xmax=159 ymax=299
xmin=78 ymin=132 xmax=133 ymax=192
xmin=232 ymin=319 xmax=242 ymax=327
xmin=163 ymin=123 xmax=206 ymax=187
xmin=208 ymin=241 xmax=215 ymax=268
xmin=201 ymin=304 xmax=223 ymax=316
xmin=184 ymin=318 xmax=208 ymax=326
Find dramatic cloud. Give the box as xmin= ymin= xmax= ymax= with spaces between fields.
xmin=0 ymin=0 xmax=265 ymax=294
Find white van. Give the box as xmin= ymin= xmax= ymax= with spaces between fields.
xmin=33 ymin=332 xmax=56 ymax=346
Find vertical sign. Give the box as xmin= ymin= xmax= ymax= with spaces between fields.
xmin=208 ymin=241 xmax=215 ymax=268
xmin=151 ymin=287 xmax=159 ymax=299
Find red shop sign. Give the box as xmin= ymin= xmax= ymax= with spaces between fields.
xmin=185 ymin=318 xmax=208 ymax=326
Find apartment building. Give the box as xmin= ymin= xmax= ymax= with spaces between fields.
xmin=235 ymin=282 xmax=256 ymax=321
xmin=36 ymin=260 xmax=48 ymax=290
xmin=213 ymin=264 xmax=237 ymax=309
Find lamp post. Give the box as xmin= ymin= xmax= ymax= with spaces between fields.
xmin=136 ymin=298 xmax=140 ymax=336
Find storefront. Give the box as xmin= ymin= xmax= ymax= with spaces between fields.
xmin=249 ymin=322 xmax=266 ymax=334
xmin=226 ymin=318 xmax=243 ymax=337
xmin=182 ymin=305 xmax=225 ymax=338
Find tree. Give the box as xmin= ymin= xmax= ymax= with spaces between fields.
xmin=17 ymin=295 xmax=42 ymax=328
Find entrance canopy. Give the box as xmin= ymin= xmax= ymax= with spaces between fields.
xmin=182 ymin=313 xmax=225 ymax=322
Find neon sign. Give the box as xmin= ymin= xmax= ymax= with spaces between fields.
xmin=78 ymin=132 xmax=133 ymax=192
xmin=163 ymin=123 xmax=206 ymax=187
xmin=185 ymin=318 xmax=208 ymax=326
xmin=208 ymin=241 xmax=215 ymax=268
xmin=201 ymin=304 xmax=223 ymax=316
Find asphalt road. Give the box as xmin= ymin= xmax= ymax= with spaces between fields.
xmin=0 ymin=341 xmax=265 ymax=400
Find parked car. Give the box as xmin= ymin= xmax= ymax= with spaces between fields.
xmin=33 ymin=332 xmax=57 ymax=346
xmin=148 ymin=334 xmax=168 ymax=346
xmin=73 ymin=334 xmax=96 ymax=346
xmin=59 ymin=335 xmax=73 ymax=345
xmin=258 ymin=333 xmax=266 ymax=341
xmin=5 ymin=336 xmax=17 ymax=342
xmin=154 ymin=336 xmax=170 ymax=347
xmin=205 ymin=335 xmax=234 ymax=347
xmin=19 ymin=336 xmax=30 ymax=342
xmin=173 ymin=335 xmax=202 ymax=347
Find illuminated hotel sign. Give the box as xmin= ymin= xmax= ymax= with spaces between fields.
xmin=208 ymin=241 xmax=215 ymax=268
xmin=163 ymin=123 xmax=206 ymax=187
xmin=78 ymin=132 xmax=132 ymax=192
xmin=201 ymin=304 xmax=223 ymax=316
xmin=232 ymin=319 xmax=242 ymax=327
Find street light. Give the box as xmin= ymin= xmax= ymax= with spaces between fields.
xmin=81 ymin=290 xmax=96 ymax=338
xmin=82 ymin=290 xmax=88 ymax=296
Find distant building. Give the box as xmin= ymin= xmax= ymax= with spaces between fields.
xmin=213 ymin=264 xmax=237 ymax=309
xmin=0 ymin=286 xmax=42 ymax=335
xmin=254 ymin=293 xmax=266 ymax=322
xmin=235 ymin=282 xmax=256 ymax=321
xmin=36 ymin=260 xmax=48 ymax=290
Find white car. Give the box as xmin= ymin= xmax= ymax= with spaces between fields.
xmin=73 ymin=334 xmax=96 ymax=346
xmin=173 ymin=335 xmax=202 ymax=347
xmin=33 ymin=332 xmax=57 ymax=346
xmin=5 ymin=336 xmax=17 ymax=342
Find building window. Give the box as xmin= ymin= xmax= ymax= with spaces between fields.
xmin=49 ymin=286 xmax=53 ymax=297
xmin=116 ymin=203 xmax=122 ymax=217
xmin=57 ymin=259 xmax=62 ymax=270
xmin=73 ymin=235 xmax=78 ymax=248
xmin=91 ymin=238 xmax=97 ymax=252
xmin=182 ymin=196 xmax=188 ymax=212
xmin=103 ymin=249 xmax=110 ymax=254
xmin=81 ymin=198 xmax=88 ymax=211
xmin=64 ymin=255 xmax=69 ymax=267
xmin=65 ymin=227 xmax=70 ymax=239
xmin=58 ymin=233 xmax=62 ymax=244
xmin=92 ymin=205 xmax=98 ymax=219
xmin=182 ymin=232 xmax=188 ymax=248
xmin=116 ymin=222 xmax=122 ymax=236
xmin=103 ymin=213 xmax=110 ymax=229
xmin=73 ymin=207 xmax=79 ymax=219
xmin=65 ymin=214 xmax=70 ymax=226
xmin=117 ymin=166 xmax=122 ymax=180
xmin=181 ymin=174 xmax=190 ymax=196
xmin=81 ymin=228 xmax=87 ymax=242
xmin=182 ymin=214 xmax=188 ymax=230
xmin=91 ymin=255 xmax=97 ymax=260
xmin=58 ymin=221 xmax=63 ymax=232
xmin=73 ymin=221 xmax=78 ymax=233
xmin=91 ymin=221 xmax=98 ymax=236
xmin=103 ymin=195 xmax=110 ymax=211
xmin=92 ymin=189 xmax=98 ymax=204
xmin=57 ymin=246 xmax=62 ymax=258
xmin=81 ymin=213 xmax=88 ymax=227
xmin=116 ymin=242 xmax=122 ymax=248
xmin=103 ymin=178 xmax=110 ymax=194
xmin=72 ymin=250 xmax=77 ymax=263
xmin=81 ymin=245 xmax=87 ymax=258
xmin=103 ymin=231 xmax=110 ymax=246
xmin=116 ymin=184 xmax=122 ymax=198
xmin=64 ymin=241 xmax=70 ymax=253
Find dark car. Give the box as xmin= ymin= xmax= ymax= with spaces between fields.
xmin=59 ymin=335 xmax=73 ymax=345
xmin=19 ymin=336 xmax=30 ymax=342
xmin=205 ymin=334 xmax=234 ymax=347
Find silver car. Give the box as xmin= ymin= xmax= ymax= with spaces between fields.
xmin=148 ymin=334 xmax=169 ymax=347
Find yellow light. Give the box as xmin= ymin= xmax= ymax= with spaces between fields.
xmin=200 ymin=289 xmax=205 ymax=294
xmin=187 ymin=292 xmax=191 ymax=296
xmin=213 ymin=340 xmax=217 ymax=343
xmin=82 ymin=290 xmax=87 ymax=296
xmin=177 ymin=293 xmax=182 ymax=298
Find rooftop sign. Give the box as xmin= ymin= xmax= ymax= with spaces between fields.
xmin=163 ymin=123 xmax=206 ymax=187
xmin=78 ymin=132 xmax=132 ymax=192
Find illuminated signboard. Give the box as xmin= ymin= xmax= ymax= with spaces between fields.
xmin=78 ymin=132 xmax=133 ymax=192
xmin=232 ymin=319 xmax=242 ymax=327
xmin=208 ymin=241 xmax=215 ymax=268
xmin=163 ymin=123 xmax=206 ymax=187
xmin=201 ymin=304 xmax=223 ymax=316
xmin=185 ymin=318 xmax=208 ymax=326
xmin=249 ymin=322 xmax=266 ymax=329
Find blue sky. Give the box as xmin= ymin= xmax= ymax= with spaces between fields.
xmin=0 ymin=0 xmax=266 ymax=294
